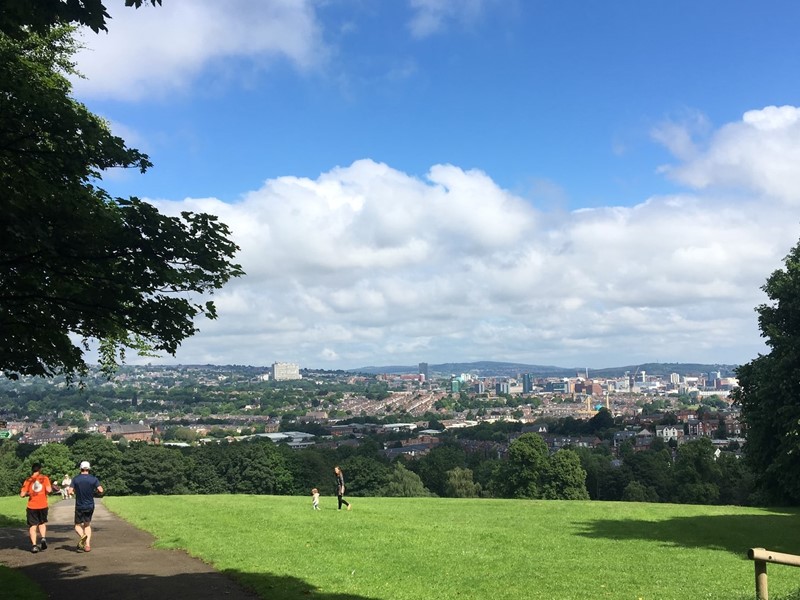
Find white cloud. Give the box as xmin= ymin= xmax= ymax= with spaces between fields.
xmin=138 ymin=106 xmax=800 ymax=369
xmin=71 ymin=0 xmax=326 ymax=101
xmin=408 ymin=0 xmax=494 ymax=38
xmin=655 ymin=105 xmax=800 ymax=205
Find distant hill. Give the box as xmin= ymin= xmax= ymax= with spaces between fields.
xmin=351 ymin=361 xmax=739 ymax=378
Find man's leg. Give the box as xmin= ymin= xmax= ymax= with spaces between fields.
xmin=83 ymin=524 xmax=92 ymax=550
xmin=38 ymin=523 xmax=47 ymax=549
xmin=28 ymin=525 xmax=38 ymax=546
xmin=75 ymin=521 xmax=87 ymax=548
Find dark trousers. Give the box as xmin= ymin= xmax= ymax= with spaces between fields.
xmin=337 ymin=494 xmax=350 ymax=509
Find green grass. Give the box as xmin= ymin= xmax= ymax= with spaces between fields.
xmin=3 ymin=494 xmax=800 ymax=600
xmin=101 ymin=496 xmax=800 ymax=600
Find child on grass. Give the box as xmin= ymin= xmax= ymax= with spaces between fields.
xmin=311 ymin=488 xmax=320 ymax=510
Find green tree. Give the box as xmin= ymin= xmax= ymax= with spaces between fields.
xmin=622 ymin=447 xmax=674 ymax=502
xmin=0 ymin=6 xmax=242 ymax=380
xmin=282 ymin=447 xmax=331 ymax=496
xmin=412 ymin=443 xmax=466 ymax=497
xmin=187 ymin=444 xmax=231 ymax=494
xmin=382 ymin=462 xmax=432 ymax=497
xmin=735 ymin=240 xmax=800 ymax=504
xmin=26 ymin=442 xmax=73 ymax=483
xmin=587 ymin=408 xmax=614 ymax=436
xmin=575 ymin=446 xmax=628 ymax=501
xmin=444 ymin=467 xmax=481 ymax=498
xmin=493 ymin=433 xmax=549 ymax=499
xmin=621 ymin=480 xmax=659 ymax=503
xmin=340 ymin=456 xmax=392 ymax=497
xmin=66 ymin=434 xmax=126 ymax=494
xmin=210 ymin=440 xmax=293 ymax=495
xmin=671 ymin=438 xmax=721 ymax=504
xmin=0 ymin=0 xmax=161 ymax=36
xmin=541 ymin=449 xmax=589 ymax=500
xmin=716 ymin=452 xmax=755 ymax=506
xmin=0 ymin=440 xmax=25 ymax=495
xmin=121 ymin=444 xmax=192 ymax=495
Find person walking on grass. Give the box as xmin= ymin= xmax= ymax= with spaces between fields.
xmin=20 ymin=462 xmax=53 ymax=553
xmin=69 ymin=461 xmax=104 ymax=552
xmin=334 ymin=466 xmax=351 ymax=511
xmin=312 ymin=488 xmax=320 ymax=510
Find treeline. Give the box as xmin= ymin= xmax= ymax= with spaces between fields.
xmin=0 ymin=430 xmax=755 ymax=505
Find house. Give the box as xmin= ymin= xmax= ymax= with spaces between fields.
xmin=686 ymin=418 xmax=712 ymax=437
xmin=635 ymin=428 xmax=654 ymax=449
xmin=655 ymin=425 xmax=682 ymax=442
xmin=613 ymin=430 xmax=638 ymax=448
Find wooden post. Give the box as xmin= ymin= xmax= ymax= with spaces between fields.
xmin=754 ymin=560 xmax=767 ymax=600
xmin=747 ymin=547 xmax=800 ymax=600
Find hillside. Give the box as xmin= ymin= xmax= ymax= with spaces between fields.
xmin=352 ymin=360 xmax=739 ymax=378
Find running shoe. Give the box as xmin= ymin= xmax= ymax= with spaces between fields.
xmin=77 ymin=535 xmax=88 ymax=550
xmin=40 ymin=538 xmax=47 ymax=550
xmin=31 ymin=545 xmax=40 ymax=553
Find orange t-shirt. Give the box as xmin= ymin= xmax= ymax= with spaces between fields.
xmin=21 ymin=474 xmax=51 ymax=509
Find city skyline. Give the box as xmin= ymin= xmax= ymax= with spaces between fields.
xmin=71 ymin=1 xmax=800 ymax=370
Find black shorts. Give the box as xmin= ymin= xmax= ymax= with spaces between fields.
xmin=74 ymin=508 xmax=94 ymax=525
xmin=26 ymin=508 xmax=48 ymax=527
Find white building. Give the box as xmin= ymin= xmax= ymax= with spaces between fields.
xmin=272 ymin=362 xmax=301 ymax=381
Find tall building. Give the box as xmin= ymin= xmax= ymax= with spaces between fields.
xmin=522 ymin=373 xmax=535 ymax=394
xmin=418 ymin=362 xmax=429 ymax=381
xmin=272 ymin=362 xmax=301 ymax=381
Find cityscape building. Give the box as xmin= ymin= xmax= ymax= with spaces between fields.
xmin=272 ymin=362 xmax=301 ymax=381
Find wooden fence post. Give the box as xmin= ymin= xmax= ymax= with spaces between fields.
xmin=754 ymin=559 xmax=767 ymax=600
xmin=747 ymin=547 xmax=800 ymax=600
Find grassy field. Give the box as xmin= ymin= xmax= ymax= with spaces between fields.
xmin=102 ymin=496 xmax=800 ymax=600
xmin=2 ymin=495 xmax=800 ymax=599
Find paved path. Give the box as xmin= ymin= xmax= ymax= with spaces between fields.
xmin=0 ymin=499 xmax=259 ymax=600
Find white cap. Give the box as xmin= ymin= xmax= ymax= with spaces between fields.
xmin=80 ymin=461 xmax=91 ymax=470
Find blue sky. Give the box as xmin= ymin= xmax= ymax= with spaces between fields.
xmin=71 ymin=0 xmax=800 ymax=370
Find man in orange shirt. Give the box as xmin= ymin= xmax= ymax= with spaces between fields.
xmin=19 ymin=462 xmax=53 ymax=553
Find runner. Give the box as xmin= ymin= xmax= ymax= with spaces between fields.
xmin=19 ymin=462 xmax=53 ymax=553
xmin=68 ymin=461 xmax=104 ymax=552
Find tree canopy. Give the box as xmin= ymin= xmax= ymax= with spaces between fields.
xmin=0 ymin=1 xmax=243 ymax=379
xmin=0 ymin=0 xmax=160 ymax=36
xmin=735 ymin=240 xmax=800 ymax=504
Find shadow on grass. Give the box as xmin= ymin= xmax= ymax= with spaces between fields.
xmin=576 ymin=509 xmax=800 ymax=557
xmin=0 ymin=515 xmax=25 ymax=528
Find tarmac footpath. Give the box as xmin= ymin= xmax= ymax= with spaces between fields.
xmin=0 ymin=498 xmax=259 ymax=600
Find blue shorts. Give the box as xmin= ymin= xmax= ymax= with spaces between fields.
xmin=74 ymin=508 xmax=94 ymax=525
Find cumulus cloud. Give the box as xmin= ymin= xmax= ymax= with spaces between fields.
xmin=141 ymin=108 xmax=800 ymax=368
xmin=71 ymin=0 xmax=325 ymax=101
xmin=655 ymin=105 xmax=800 ymax=205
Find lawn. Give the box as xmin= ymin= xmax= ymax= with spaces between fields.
xmin=2 ymin=494 xmax=800 ymax=599
xmin=97 ymin=496 xmax=800 ymax=600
